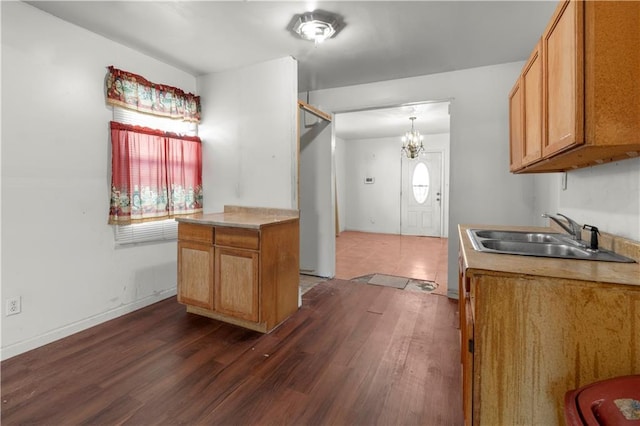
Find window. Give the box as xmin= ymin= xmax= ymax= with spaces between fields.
xmin=110 ymin=109 xmax=202 ymax=246
xmin=105 ymin=66 xmax=202 ymax=246
xmin=412 ymin=162 xmax=430 ymax=204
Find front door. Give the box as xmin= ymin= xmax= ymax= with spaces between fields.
xmin=400 ymin=152 xmax=442 ymax=236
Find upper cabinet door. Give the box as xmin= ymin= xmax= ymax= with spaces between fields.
xmin=521 ymin=41 xmax=543 ymax=166
xmin=542 ymin=0 xmax=584 ymax=158
xmin=508 ymin=80 xmax=523 ymax=172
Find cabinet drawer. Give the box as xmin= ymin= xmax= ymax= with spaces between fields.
xmin=178 ymin=223 xmax=214 ymax=244
xmin=215 ymin=227 xmax=259 ymax=250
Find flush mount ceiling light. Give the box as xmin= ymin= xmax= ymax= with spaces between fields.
xmin=288 ymin=10 xmax=345 ymax=44
xmin=401 ymin=117 xmax=425 ymax=159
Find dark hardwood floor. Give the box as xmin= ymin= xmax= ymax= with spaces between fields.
xmin=1 ymin=279 xmax=463 ymax=425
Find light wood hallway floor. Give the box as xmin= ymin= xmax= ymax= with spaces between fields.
xmin=335 ymin=230 xmax=449 ymax=296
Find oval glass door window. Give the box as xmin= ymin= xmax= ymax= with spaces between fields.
xmin=412 ymin=162 xmax=430 ymax=204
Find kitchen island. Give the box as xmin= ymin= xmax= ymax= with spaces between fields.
xmin=176 ymin=206 xmax=299 ymax=333
xmin=458 ymin=224 xmax=640 ymax=426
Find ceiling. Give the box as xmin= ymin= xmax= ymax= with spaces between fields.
xmin=334 ymin=101 xmax=451 ymax=140
xmin=26 ymin=0 xmax=557 ymax=140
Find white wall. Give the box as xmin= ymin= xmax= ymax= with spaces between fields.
xmin=299 ymin=117 xmax=334 ymax=277
xmin=534 ymin=159 xmax=640 ymax=240
xmin=308 ymin=62 xmax=536 ymax=298
xmin=197 ymin=57 xmax=298 ymax=212
xmin=344 ymin=136 xmax=402 ymax=234
xmin=1 ymin=2 xmax=197 ymax=359
xmin=532 ymin=173 xmax=561 ymax=226
xmin=342 ymin=133 xmax=450 ymax=236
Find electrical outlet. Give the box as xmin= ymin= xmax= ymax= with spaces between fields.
xmin=6 ymin=297 xmax=21 ymax=316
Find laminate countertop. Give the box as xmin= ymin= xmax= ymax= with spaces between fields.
xmin=459 ymin=224 xmax=640 ymax=287
xmin=175 ymin=206 xmax=299 ymax=230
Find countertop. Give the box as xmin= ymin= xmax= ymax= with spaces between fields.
xmin=175 ymin=206 xmax=299 ymax=230
xmin=459 ymin=224 xmax=640 ymax=287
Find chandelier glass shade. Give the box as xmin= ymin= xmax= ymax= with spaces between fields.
xmin=401 ymin=117 xmax=424 ymax=159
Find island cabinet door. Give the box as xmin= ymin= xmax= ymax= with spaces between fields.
xmin=214 ymin=246 xmax=259 ymax=322
xmin=177 ymin=240 xmax=214 ymax=310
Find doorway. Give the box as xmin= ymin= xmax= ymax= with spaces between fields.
xmin=334 ymin=101 xmax=450 ymax=238
xmin=401 ymin=151 xmax=443 ymax=237
xmin=297 ymin=100 xmax=450 ymax=280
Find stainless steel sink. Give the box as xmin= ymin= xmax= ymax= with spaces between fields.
xmin=473 ymin=230 xmax=564 ymax=243
xmin=467 ymin=229 xmax=636 ymax=263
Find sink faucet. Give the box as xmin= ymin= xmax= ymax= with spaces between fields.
xmin=542 ymin=213 xmax=583 ymax=241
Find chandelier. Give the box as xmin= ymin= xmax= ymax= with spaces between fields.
xmin=401 ymin=117 xmax=424 ymax=159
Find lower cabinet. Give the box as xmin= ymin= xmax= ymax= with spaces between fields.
xmin=177 ymin=217 xmax=299 ymax=333
xmin=459 ymin=269 xmax=640 ymax=425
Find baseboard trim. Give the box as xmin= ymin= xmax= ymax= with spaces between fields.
xmin=447 ymin=289 xmax=459 ymax=300
xmin=0 ymin=288 xmax=177 ymax=361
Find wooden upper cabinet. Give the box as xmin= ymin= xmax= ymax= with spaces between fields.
xmin=508 ymin=80 xmax=523 ymax=172
xmin=542 ymin=0 xmax=584 ymax=158
xmin=509 ymin=40 xmax=543 ymax=169
xmin=510 ymin=0 xmax=640 ymax=173
xmin=521 ymin=41 xmax=543 ymax=166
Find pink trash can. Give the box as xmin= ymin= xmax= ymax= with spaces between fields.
xmin=564 ymin=375 xmax=640 ymax=425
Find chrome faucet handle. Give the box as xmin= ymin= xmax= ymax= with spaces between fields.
xmin=556 ymin=213 xmax=582 ymax=238
xmin=541 ymin=212 xmax=582 ymax=240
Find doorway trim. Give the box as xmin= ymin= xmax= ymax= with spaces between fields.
xmin=332 ymin=98 xmax=452 ymax=115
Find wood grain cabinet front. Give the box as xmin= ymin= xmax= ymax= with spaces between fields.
xmin=509 ymin=0 xmax=640 ymax=173
xmin=176 ymin=211 xmax=299 ymax=333
xmin=509 ymin=40 xmax=543 ymax=171
xmin=214 ymin=246 xmax=259 ymax=322
xmin=521 ymin=41 xmax=543 ymax=166
xmin=508 ymin=79 xmax=523 ymax=172
xmin=542 ymin=0 xmax=583 ymax=158
xmin=458 ymin=250 xmax=474 ymax=426
xmin=177 ymin=237 xmax=214 ymax=310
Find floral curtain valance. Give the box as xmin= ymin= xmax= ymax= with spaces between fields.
xmin=109 ymin=121 xmax=203 ymax=225
xmin=106 ymin=66 xmax=201 ymax=123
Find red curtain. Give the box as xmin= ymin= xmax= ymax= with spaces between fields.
xmin=106 ymin=66 xmax=201 ymax=123
xmin=109 ymin=122 xmax=202 ymax=224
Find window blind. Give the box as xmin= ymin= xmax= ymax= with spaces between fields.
xmin=114 ymin=218 xmax=178 ymax=247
